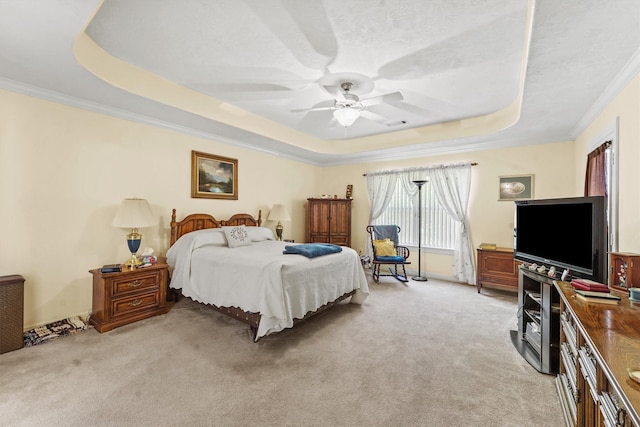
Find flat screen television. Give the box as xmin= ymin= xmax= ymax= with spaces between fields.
xmin=513 ymin=196 xmax=607 ymax=282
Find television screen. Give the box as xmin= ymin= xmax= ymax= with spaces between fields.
xmin=514 ymin=196 xmax=606 ymax=282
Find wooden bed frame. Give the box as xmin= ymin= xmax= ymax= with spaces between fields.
xmin=169 ymin=209 xmax=356 ymax=341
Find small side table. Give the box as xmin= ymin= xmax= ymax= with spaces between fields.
xmin=476 ymin=247 xmax=519 ymax=293
xmin=89 ymin=264 xmax=168 ymax=333
xmin=0 ymin=275 xmax=25 ymax=354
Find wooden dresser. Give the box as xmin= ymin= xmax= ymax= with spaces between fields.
xmin=555 ymin=280 xmax=640 ymax=426
xmin=476 ymin=247 xmax=519 ymax=293
xmin=89 ymin=263 xmax=168 ymax=332
xmin=306 ymin=198 xmax=352 ymax=247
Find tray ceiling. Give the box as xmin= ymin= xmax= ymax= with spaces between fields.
xmin=1 ymin=0 xmax=639 ymax=165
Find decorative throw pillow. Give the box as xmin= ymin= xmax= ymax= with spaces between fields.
xmin=222 ymin=225 xmax=252 ymax=248
xmin=373 ymin=238 xmax=397 ymax=257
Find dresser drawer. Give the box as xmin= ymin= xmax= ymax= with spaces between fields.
xmin=111 ymin=291 xmax=160 ymax=318
xmin=111 ymin=271 xmax=159 ymax=297
xmin=329 ymin=236 xmax=349 ymax=246
xmin=476 ymin=248 xmax=518 ymax=292
xmin=480 ymin=273 xmax=517 ymax=287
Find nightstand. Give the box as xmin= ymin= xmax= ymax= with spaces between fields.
xmin=88 ymin=263 xmax=168 ymax=332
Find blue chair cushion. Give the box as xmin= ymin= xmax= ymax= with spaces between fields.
xmin=376 ymin=256 xmax=406 ymax=262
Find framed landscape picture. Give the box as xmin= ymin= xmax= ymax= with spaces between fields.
xmin=499 ymin=174 xmax=533 ymax=201
xmin=191 ymin=151 xmax=238 ymax=199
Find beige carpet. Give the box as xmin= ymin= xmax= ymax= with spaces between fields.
xmin=0 ymin=275 xmax=562 ymax=426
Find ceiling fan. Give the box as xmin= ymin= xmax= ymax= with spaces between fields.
xmin=291 ymin=82 xmax=404 ymax=127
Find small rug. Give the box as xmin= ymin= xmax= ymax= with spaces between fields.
xmin=23 ymin=316 xmax=92 ymax=347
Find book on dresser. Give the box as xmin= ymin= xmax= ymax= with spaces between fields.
xmin=574 ymin=289 xmax=621 ymax=305
xmin=478 ymin=242 xmax=497 ymax=250
xmin=99 ymin=264 xmax=122 ymax=273
xmin=570 ymin=278 xmax=609 ymax=292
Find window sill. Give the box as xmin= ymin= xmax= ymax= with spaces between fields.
xmin=405 ymin=246 xmax=454 ymax=256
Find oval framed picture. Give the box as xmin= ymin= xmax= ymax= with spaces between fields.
xmin=499 ymin=175 xmax=533 ymax=201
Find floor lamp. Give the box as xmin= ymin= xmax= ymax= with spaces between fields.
xmin=412 ymin=180 xmax=428 ymax=281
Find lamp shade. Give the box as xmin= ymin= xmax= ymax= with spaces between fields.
xmin=112 ymin=198 xmax=157 ymax=228
xmin=333 ymin=107 xmax=360 ymax=127
xmin=267 ymin=204 xmax=291 ymax=222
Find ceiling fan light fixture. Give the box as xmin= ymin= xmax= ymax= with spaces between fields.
xmin=333 ymin=107 xmax=360 ymax=127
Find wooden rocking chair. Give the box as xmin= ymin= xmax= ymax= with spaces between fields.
xmin=366 ymin=225 xmax=411 ymax=282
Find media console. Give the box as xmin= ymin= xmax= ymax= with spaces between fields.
xmin=511 ymin=266 xmax=560 ymax=375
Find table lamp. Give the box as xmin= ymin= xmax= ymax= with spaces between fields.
xmin=112 ymin=198 xmax=157 ymax=268
xmin=268 ymin=204 xmax=291 ymax=241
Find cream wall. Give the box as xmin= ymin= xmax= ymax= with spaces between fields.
xmin=0 ymin=89 xmax=318 ymax=329
xmin=574 ymin=73 xmax=640 ymax=252
xmin=3 ymin=70 xmax=638 ymax=328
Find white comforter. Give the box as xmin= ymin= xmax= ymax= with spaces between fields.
xmin=166 ymin=229 xmax=369 ymax=339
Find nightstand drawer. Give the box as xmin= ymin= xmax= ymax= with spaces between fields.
xmin=111 ymin=292 xmax=160 ymax=318
xmin=111 ymin=271 xmax=159 ymax=297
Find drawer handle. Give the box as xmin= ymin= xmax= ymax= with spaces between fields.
xmin=128 ymin=299 xmax=143 ymax=307
xmin=127 ymin=280 xmax=143 ymax=288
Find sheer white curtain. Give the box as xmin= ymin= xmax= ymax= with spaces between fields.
xmin=366 ymin=163 xmax=475 ymax=284
xmin=429 ymin=164 xmax=475 ymax=284
xmin=399 ymin=170 xmax=426 ymax=198
xmin=366 ymin=172 xmax=397 ymax=222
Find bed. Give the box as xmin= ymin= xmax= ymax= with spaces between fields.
xmin=167 ymin=209 xmax=369 ymax=341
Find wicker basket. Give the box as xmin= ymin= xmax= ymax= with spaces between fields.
xmin=0 ymin=275 xmax=24 ymax=354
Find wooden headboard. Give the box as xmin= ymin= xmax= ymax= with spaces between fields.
xmin=169 ymin=209 xmax=262 ymax=246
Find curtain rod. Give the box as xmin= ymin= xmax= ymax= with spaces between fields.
xmin=362 ymin=162 xmax=478 ymax=176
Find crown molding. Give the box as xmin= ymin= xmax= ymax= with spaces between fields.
xmin=321 ymin=132 xmax=572 ymax=166
xmin=0 ymin=76 xmax=572 ymax=168
xmin=0 ymin=77 xmax=326 ymax=164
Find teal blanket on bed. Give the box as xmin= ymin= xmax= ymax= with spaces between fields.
xmin=283 ymin=243 xmax=342 ymax=258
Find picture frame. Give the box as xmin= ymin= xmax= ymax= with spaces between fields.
xmin=499 ymin=174 xmax=534 ymax=201
xmin=191 ymin=151 xmax=238 ymax=199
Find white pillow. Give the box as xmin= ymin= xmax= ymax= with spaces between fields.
xmin=222 ymin=225 xmax=252 ymax=248
xmin=191 ymin=228 xmax=227 ymax=246
xmin=170 ymin=228 xmax=227 ymax=251
xmin=167 ymin=228 xmax=227 ymax=269
xmin=246 ymin=226 xmax=276 ymax=242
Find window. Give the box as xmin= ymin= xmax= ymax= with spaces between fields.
xmin=373 ymin=177 xmax=456 ymax=251
xmin=366 ymin=163 xmax=475 ymax=284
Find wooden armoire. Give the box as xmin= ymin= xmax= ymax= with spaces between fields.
xmin=306 ymin=198 xmax=352 ymax=247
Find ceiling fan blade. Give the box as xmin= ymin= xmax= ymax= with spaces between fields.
xmin=323 ymin=85 xmax=346 ymax=101
xmin=291 ymin=106 xmax=334 ymax=113
xmin=360 ymin=110 xmax=389 ymax=124
xmin=327 ymin=116 xmax=339 ymax=127
xmin=297 ymin=109 xmax=337 ymax=129
xmin=361 ymin=91 xmax=404 ymax=107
